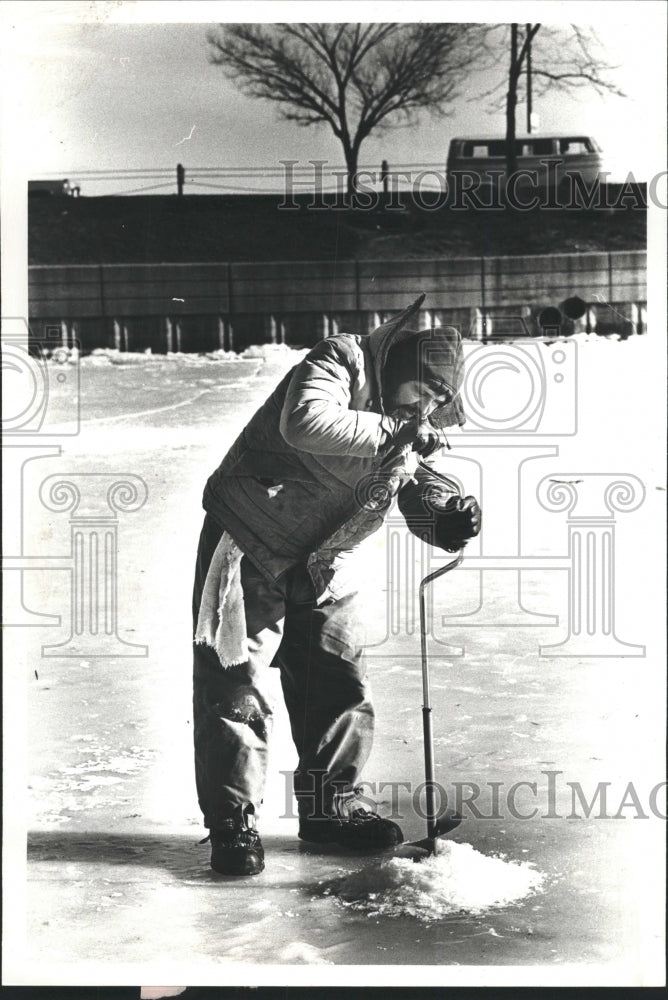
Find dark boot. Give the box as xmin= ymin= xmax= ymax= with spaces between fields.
xmin=298 ymin=789 xmax=403 ymax=850
xmin=299 ymin=810 xmax=403 ymax=849
xmin=208 ymin=817 xmax=265 ymax=876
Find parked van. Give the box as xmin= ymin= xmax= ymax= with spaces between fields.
xmin=446 ymin=135 xmax=604 ymax=201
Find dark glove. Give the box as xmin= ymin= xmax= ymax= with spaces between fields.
xmin=433 ymin=495 xmax=481 ymax=552
xmin=399 ymin=475 xmax=481 ymax=552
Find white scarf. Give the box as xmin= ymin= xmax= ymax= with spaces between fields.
xmin=194 ymin=531 xmax=249 ymax=668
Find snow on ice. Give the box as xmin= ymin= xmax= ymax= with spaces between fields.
xmin=329 ymin=841 xmax=545 ymax=921
xmin=77 ymin=342 xmax=305 ymax=366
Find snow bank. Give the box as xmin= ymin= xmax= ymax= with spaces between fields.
xmin=75 ymin=333 xmax=645 ymax=367
xmin=83 ymin=348 xmax=247 ymax=366
xmin=79 ymin=344 xmax=304 ymax=365
xmin=329 ymin=841 xmax=544 ymax=921
xmin=204 ymin=348 xmax=243 ymax=361
xmin=241 ymin=342 xmax=301 ymax=359
xmin=44 ymin=345 xmax=79 ymax=364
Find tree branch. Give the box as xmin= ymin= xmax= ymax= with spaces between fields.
xmin=207 ymin=21 xmax=625 ymax=195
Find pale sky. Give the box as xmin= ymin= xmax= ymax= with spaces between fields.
xmin=0 ymin=1 xmax=666 ymax=195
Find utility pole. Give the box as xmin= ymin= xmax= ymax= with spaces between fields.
xmin=507 ymin=24 xmax=519 ymax=177
xmin=526 ymin=24 xmax=533 ymax=134
xmin=177 ymin=163 xmax=185 ymax=196
xmin=380 ymin=159 xmax=390 ymax=207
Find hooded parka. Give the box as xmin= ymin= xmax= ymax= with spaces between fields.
xmin=202 ymin=295 xmax=465 ymax=599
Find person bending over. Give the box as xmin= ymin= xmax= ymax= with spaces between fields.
xmin=193 ymin=296 xmax=481 ymax=875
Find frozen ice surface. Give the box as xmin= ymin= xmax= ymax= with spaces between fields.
xmin=10 ymin=332 xmax=664 ymax=983
xmin=331 ymin=842 xmax=544 ymax=920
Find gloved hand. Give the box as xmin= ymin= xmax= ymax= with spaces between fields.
xmin=399 ymin=474 xmax=481 ymax=552
xmin=433 ymin=495 xmax=481 ymax=552
xmin=390 ymin=415 xmax=442 ymax=458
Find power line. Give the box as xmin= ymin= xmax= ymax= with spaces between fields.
xmin=108 ymin=181 xmax=178 ymax=196
xmin=189 ymin=180 xmax=346 ymax=194
xmin=37 ymin=169 xmax=175 ymax=178
xmin=35 ymin=161 xmax=448 ymax=179
xmin=33 ymin=161 xmax=451 ymax=197
xmin=187 ymin=181 xmax=284 ymax=194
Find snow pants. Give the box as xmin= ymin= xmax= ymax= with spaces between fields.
xmin=192 ymin=514 xmax=375 ymax=829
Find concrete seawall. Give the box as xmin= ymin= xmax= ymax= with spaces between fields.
xmin=28 ymin=250 xmax=647 ymax=352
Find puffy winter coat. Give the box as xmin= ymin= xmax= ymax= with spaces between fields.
xmin=202 ymin=296 xmax=464 ymax=598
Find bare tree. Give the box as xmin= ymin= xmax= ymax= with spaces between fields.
xmin=479 ymin=24 xmax=625 ymax=177
xmin=207 ymin=23 xmax=483 ymax=194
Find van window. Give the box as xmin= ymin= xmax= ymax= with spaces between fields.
xmin=459 ymin=139 xmax=557 ymax=158
xmin=528 ymin=139 xmax=554 ymax=156
xmin=559 ymin=137 xmax=593 ymax=155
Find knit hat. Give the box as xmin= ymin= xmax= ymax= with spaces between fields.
xmin=417 ymin=326 xmax=466 ymax=428
xmin=392 ymin=326 xmax=466 ymax=428
xmin=367 ymin=297 xmax=466 ymax=428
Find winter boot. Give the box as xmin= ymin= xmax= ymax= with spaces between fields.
xmin=208 ymin=817 xmax=265 ymax=876
xmin=298 ymin=788 xmax=403 ymax=850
